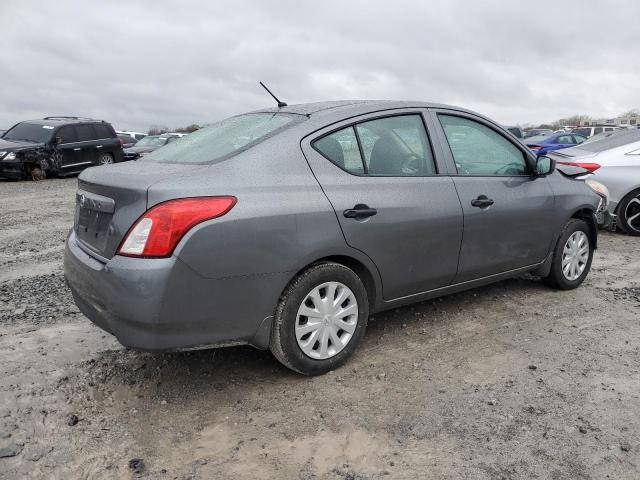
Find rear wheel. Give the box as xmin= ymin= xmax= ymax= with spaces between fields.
xmin=617 ymin=189 xmax=640 ymax=236
xmin=97 ymin=153 xmax=114 ymax=165
xmin=543 ymin=219 xmax=593 ymax=290
xmin=270 ymin=262 xmax=369 ymax=375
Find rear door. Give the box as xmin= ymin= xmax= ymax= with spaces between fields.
xmin=74 ymin=124 xmax=100 ymax=167
xmin=54 ymin=125 xmax=80 ymax=168
xmin=430 ymin=110 xmax=556 ymax=283
xmin=302 ymin=110 xmax=463 ymax=300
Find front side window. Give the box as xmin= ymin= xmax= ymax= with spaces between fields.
xmin=313 ymin=114 xmax=437 ymax=176
xmin=573 ymin=134 xmax=586 ymax=144
xmin=57 ymin=125 xmax=77 ymax=144
xmin=438 ymin=115 xmax=528 ymax=176
xmin=144 ymin=113 xmax=298 ymax=164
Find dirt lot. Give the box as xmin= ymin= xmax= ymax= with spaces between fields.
xmin=0 ymin=178 xmax=638 ymax=479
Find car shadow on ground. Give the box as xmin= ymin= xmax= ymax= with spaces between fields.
xmin=74 ymin=275 xmax=551 ymax=399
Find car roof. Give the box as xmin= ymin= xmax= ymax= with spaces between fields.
xmin=23 ymin=117 xmax=108 ymax=126
xmin=251 ymin=100 xmax=482 ymax=120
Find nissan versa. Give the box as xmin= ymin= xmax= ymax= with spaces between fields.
xmin=64 ymin=101 xmax=603 ymax=375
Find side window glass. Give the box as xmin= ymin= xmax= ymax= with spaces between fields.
xmin=355 ymin=115 xmax=436 ymax=176
xmin=594 ymin=127 xmax=603 ymax=135
xmin=75 ymin=124 xmax=96 ymax=142
xmin=556 ymin=135 xmax=573 ymax=144
xmin=94 ymin=124 xmax=112 ymax=138
xmin=313 ymin=126 xmax=364 ymax=174
xmin=57 ymin=126 xmax=77 ymax=144
xmin=573 ymin=135 xmax=586 ymax=144
xmin=438 ymin=114 xmax=528 ymax=176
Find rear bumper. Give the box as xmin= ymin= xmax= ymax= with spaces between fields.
xmin=64 ymin=230 xmax=289 ymax=351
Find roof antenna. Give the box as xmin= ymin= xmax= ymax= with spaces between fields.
xmin=259 ymin=81 xmax=287 ymax=108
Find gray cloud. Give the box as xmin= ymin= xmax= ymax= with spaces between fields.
xmin=1 ymin=0 xmax=639 ymax=131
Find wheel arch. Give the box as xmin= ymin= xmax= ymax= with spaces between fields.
xmin=570 ymin=207 xmax=598 ymax=249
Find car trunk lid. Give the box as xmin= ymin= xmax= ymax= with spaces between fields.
xmin=74 ymin=161 xmax=202 ymax=260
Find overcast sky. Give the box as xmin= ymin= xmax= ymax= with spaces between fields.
xmin=1 ymin=1 xmax=639 ymax=131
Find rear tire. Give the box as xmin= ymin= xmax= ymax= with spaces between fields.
xmin=617 ymin=189 xmax=640 ymax=236
xmin=270 ymin=262 xmax=369 ymax=375
xmin=543 ymin=219 xmax=593 ymax=290
xmin=97 ymin=153 xmax=114 ymax=166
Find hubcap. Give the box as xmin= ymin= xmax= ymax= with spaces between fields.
xmin=295 ymin=281 xmax=358 ymax=360
xmin=624 ymin=196 xmax=640 ymax=234
xmin=99 ymin=155 xmax=113 ymax=165
xmin=561 ymin=231 xmax=589 ymax=281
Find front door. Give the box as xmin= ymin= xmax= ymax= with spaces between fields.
xmin=302 ymin=112 xmax=463 ymax=300
xmin=432 ymin=111 xmax=556 ymax=283
xmin=54 ymin=125 xmax=81 ymax=169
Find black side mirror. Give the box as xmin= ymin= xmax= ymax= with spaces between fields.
xmin=535 ymin=156 xmax=555 ymax=176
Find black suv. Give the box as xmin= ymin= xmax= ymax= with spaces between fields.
xmin=0 ymin=117 xmax=123 ymax=180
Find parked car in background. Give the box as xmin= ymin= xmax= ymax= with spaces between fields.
xmin=547 ymin=129 xmax=640 ymax=235
xmin=572 ymin=126 xmax=617 ymax=138
xmin=122 ymin=134 xmax=177 ymax=160
xmin=504 ymin=126 xmax=524 ymax=139
xmin=65 ymin=100 xmax=601 ymax=375
xmin=0 ymin=116 xmax=123 ymax=179
xmin=525 ymin=132 xmax=587 ymax=156
xmin=524 ymin=128 xmax=553 ymax=138
xmin=116 ymin=130 xmax=147 ymax=141
xmin=117 ymin=134 xmax=137 ymax=148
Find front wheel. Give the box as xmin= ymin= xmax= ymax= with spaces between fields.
xmin=270 ymin=262 xmax=369 ymax=375
xmin=617 ymin=189 xmax=640 ymax=236
xmin=543 ymin=219 xmax=593 ymax=290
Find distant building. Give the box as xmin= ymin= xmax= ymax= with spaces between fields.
xmin=581 ymin=113 xmax=640 ymax=127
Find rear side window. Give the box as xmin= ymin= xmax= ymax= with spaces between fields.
xmin=313 ymin=114 xmax=437 ymax=176
xmin=438 ymin=114 xmax=528 ymax=176
xmin=556 ymin=135 xmax=574 ymax=144
xmin=594 ymin=127 xmax=603 ymax=135
xmin=94 ymin=124 xmax=113 ymax=139
xmin=314 ymin=127 xmax=364 ymax=173
xmin=75 ymin=124 xmax=97 ymax=142
xmin=57 ymin=125 xmax=77 ymax=144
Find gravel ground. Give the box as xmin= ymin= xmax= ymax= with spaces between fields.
xmin=0 ymin=177 xmax=638 ymax=479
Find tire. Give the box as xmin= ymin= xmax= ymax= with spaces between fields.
xmin=543 ymin=219 xmax=594 ymax=290
xmin=616 ymin=189 xmax=640 ymax=236
xmin=97 ymin=153 xmax=114 ymax=165
xmin=270 ymin=262 xmax=369 ymax=375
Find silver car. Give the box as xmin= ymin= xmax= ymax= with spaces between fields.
xmin=64 ymin=101 xmax=600 ymax=375
xmin=547 ymin=129 xmax=640 ymax=235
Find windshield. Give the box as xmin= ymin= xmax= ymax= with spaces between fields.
xmin=3 ymin=122 xmax=55 ymax=143
xmin=135 ymin=136 xmax=168 ymax=147
xmin=143 ymin=113 xmax=298 ymax=164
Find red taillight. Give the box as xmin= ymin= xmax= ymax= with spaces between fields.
xmin=117 ymin=196 xmax=237 ymax=258
xmin=556 ymin=161 xmax=601 ymax=172
xmin=117 ymin=138 xmax=123 ymax=149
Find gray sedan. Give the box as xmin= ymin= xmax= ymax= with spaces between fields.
xmin=64 ymin=101 xmax=600 ymax=375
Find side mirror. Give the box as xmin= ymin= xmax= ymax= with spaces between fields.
xmin=535 ymin=156 xmax=555 ymax=176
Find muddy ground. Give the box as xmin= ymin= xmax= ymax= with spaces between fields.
xmin=0 ymin=177 xmax=638 ymax=479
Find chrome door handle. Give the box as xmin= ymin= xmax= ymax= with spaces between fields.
xmin=73 ymin=148 xmax=81 ymax=151
xmin=96 ymin=145 xmax=103 ymax=149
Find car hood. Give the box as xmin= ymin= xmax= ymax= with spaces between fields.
xmin=0 ymin=138 xmax=46 ymax=152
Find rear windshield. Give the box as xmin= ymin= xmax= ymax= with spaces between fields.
xmin=577 ymin=129 xmax=640 ymax=152
xmin=143 ymin=113 xmax=299 ymax=164
xmin=3 ymin=122 xmax=55 ymax=143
